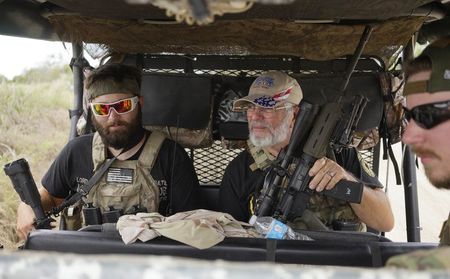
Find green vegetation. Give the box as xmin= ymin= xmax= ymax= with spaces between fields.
xmin=0 ymin=63 xmax=72 ymax=249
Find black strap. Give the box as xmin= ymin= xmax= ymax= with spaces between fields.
xmin=265 ymin=239 xmax=277 ymax=262
xmin=380 ymin=113 xmax=402 ymax=185
xmin=387 ymin=139 xmax=402 ymax=185
xmin=79 ymin=157 xmax=117 ymax=196
xmin=50 ymin=157 xmax=118 ymax=216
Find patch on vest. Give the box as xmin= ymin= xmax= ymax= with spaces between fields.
xmin=106 ymin=168 xmax=134 ymax=184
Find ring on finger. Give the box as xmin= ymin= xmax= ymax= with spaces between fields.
xmin=326 ymin=171 xmax=336 ymax=178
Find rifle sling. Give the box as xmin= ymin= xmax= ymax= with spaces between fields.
xmin=79 ymin=157 xmax=117 ymax=196
xmin=51 ymin=156 xmax=119 ymax=215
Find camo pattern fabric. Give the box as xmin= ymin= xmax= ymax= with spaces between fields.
xmin=248 ymin=141 xmax=276 ymax=171
xmin=248 ymin=144 xmax=362 ymax=231
xmin=385 ymin=215 xmax=450 ymax=270
xmin=116 ymin=209 xmax=259 ymax=249
xmin=299 ymin=195 xmax=363 ymax=231
xmin=2 ymin=250 xmax=450 ymax=279
xmin=84 ymin=131 xmax=165 ymax=215
xmin=386 ymin=247 xmax=450 ymax=270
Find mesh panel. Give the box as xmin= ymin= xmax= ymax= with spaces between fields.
xmin=143 ymin=69 xmax=185 ymax=74
xmin=143 ymin=57 xmax=378 ymax=185
xmin=145 ymin=68 xmax=319 ymax=77
xmin=359 ymin=148 xmax=374 ymax=171
xmin=189 ymin=142 xmax=376 ymax=185
xmin=187 ymin=141 xmax=243 ymax=185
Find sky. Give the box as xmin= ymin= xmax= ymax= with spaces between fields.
xmin=0 ymin=35 xmax=73 ymax=79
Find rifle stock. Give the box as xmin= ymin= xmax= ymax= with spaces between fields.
xmin=4 ymin=158 xmax=52 ymax=229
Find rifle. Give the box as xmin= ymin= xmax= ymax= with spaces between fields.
xmin=250 ymin=101 xmax=319 ymax=222
xmin=3 ymin=158 xmax=53 ymax=229
xmin=275 ymin=98 xmax=367 ymax=223
xmin=251 ymin=96 xmax=368 ymax=224
xmin=251 ymin=25 xmax=374 ymax=225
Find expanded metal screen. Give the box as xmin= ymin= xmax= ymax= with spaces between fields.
xmin=188 ymin=145 xmax=377 ymax=185
xmin=142 ymin=55 xmax=381 ymax=185
xmin=187 ymin=141 xmax=243 ymax=185
xmin=360 ymin=148 xmax=374 ymax=171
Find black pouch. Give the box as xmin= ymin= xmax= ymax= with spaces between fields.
xmin=332 ymin=220 xmax=360 ymax=231
xmin=82 ymin=204 xmax=102 ymax=225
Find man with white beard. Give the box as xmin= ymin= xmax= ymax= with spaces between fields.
xmin=219 ymin=71 xmax=394 ymax=232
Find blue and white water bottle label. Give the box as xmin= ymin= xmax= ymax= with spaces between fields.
xmin=266 ymin=219 xmax=287 ymax=239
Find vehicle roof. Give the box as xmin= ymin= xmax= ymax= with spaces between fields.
xmin=1 ymin=0 xmax=449 ymax=68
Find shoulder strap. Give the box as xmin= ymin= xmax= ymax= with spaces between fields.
xmin=138 ymin=131 xmax=166 ymax=170
xmin=79 ymin=157 xmax=117 ymax=196
xmin=51 ymin=155 xmax=118 ymax=215
xmin=92 ymin=132 xmax=107 ymax=172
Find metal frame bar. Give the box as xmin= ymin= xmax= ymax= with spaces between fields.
xmin=69 ymin=43 xmax=84 ymax=141
xmin=401 ymin=39 xmax=421 ymax=242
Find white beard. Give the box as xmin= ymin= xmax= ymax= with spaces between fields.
xmin=249 ymin=112 xmax=292 ymax=148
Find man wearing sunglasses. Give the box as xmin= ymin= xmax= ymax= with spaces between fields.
xmin=219 ymin=71 xmax=394 ymax=233
xmin=387 ymin=39 xmax=450 ymax=269
xmin=16 ymin=64 xmax=201 ymax=239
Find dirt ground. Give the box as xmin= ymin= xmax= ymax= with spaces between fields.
xmin=379 ymin=143 xmax=450 ymax=243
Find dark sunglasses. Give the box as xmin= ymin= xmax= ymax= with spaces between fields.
xmin=403 ymin=100 xmax=450 ymax=129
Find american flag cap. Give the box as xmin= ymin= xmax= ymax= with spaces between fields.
xmin=233 ymin=71 xmax=303 ymax=110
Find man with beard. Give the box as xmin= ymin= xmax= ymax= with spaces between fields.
xmin=219 ymin=71 xmax=394 ymax=232
xmin=16 ymin=64 xmax=201 ymax=239
xmin=386 ymin=39 xmax=450 ymax=269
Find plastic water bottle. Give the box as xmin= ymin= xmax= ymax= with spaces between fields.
xmin=252 ymin=216 xmax=313 ymax=241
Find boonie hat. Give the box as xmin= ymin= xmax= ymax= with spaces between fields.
xmin=404 ymin=38 xmax=450 ymax=96
xmin=233 ymin=71 xmax=303 ymax=110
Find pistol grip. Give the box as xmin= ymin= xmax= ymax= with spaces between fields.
xmin=323 ymin=180 xmax=363 ymax=204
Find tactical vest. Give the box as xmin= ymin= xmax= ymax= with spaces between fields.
xmin=84 ymin=131 xmax=165 ymax=216
xmin=248 ymin=141 xmax=364 ymax=231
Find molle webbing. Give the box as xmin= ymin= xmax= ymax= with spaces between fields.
xmin=248 ymin=141 xmax=276 ymax=171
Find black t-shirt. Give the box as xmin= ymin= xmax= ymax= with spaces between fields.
xmin=219 ymin=148 xmax=382 ymax=222
xmin=42 ymin=133 xmax=202 ymax=215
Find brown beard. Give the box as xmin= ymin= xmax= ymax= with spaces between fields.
xmin=92 ymin=109 xmax=144 ymax=149
xmin=423 ymin=166 xmax=450 ymax=190
xmin=412 ymin=147 xmax=449 ymax=189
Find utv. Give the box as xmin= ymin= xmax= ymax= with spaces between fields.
xmin=0 ymin=0 xmax=449 ymax=275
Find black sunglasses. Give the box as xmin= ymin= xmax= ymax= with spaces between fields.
xmin=403 ymin=100 xmax=450 ymax=129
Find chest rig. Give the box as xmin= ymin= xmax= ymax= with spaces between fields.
xmin=248 ymin=141 xmax=364 ymax=231
xmin=84 ymin=131 xmax=165 ymax=219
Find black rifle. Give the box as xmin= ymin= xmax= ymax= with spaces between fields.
xmin=4 ymin=158 xmax=53 ymax=229
xmin=251 ymin=101 xmax=318 ymax=221
xmin=251 ymin=96 xmax=368 ymax=224
xmin=274 ymin=98 xmax=367 ymax=223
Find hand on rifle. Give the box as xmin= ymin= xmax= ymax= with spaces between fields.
xmin=16 ymin=201 xmax=36 ymax=240
xmin=308 ymin=157 xmax=358 ymax=192
xmin=16 ymin=202 xmax=58 ymax=240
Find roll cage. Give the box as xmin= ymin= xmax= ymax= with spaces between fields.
xmin=1 ymin=0 xmax=450 ymax=269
